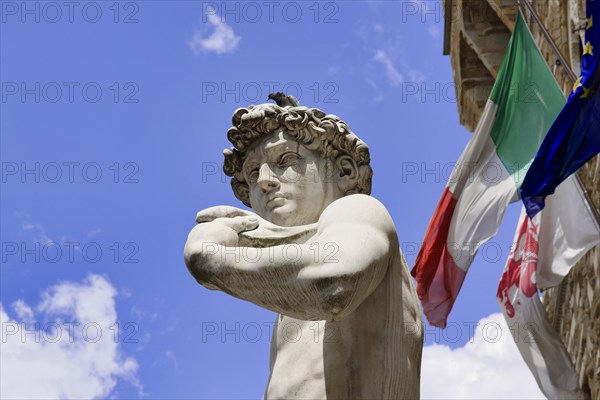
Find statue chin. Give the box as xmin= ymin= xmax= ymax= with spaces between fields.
xmin=263 ymin=203 xmax=300 ymax=227
xmin=269 ymin=210 xmax=293 ymax=227
xmin=270 ymin=209 xmax=319 ymax=228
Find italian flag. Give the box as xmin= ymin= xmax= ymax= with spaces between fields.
xmin=411 ymin=12 xmax=566 ymax=328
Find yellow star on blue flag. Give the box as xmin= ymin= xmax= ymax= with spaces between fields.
xmin=583 ymin=41 xmax=594 ymax=55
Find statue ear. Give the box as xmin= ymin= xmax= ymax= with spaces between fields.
xmin=335 ymin=155 xmax=359 ymax=193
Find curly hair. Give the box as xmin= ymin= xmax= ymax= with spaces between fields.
xmin=223 ymin=95 xmax=373 ymax=207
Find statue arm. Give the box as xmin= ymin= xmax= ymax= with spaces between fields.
xmin=185 ymin=195 xmax=395 ymax=321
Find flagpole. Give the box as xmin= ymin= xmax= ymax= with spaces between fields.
xmin=520 ymin=0 xmax=578 ymax=83
xmin=519 ymin=0 xmax=600 ymax=230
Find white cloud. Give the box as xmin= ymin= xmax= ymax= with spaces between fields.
xmin=22 ymin=222 xmax=51 ymax=244
xmin=15 ymin=212 xmax=90 ymax=249
xmin=365 ymin=78 xmax=385 ymax=103
xmin=428 ymin=24 xmax=441 ymax=38
xmin=87 ymin=228 xmax=102 ymax=238
xmin=1 ymin=274 xmax=141 ymax=399
xmin=11 ymin=300 xmax=34 ymax=324
xmin=366 ymin=1 xmax=382 ymax=13
xmin=327 ymin=64 xmax=341 ymax=77
xmin=374 ymin=49 xmax=405 ymax=86
xmin=409 ymin=69 xmax=427 ymax=83
xmin=421 ymin=313 xmax=545 ymax=399
xmin=189 ymin=14 xmax=240 ymax=55
xmin=165 ymin=350 xmax=179 ymax=372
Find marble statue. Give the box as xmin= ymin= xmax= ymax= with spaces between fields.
xmin=184 ymin=94 xmax=423 ymax=399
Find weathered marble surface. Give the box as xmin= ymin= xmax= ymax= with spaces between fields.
xmin=184 ymin=95 xmax=423 ymax=399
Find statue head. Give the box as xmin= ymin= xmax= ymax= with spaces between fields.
xmin=223 ymin=93 xmax=373 ymax=226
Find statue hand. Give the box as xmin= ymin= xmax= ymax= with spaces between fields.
xmin=196 ymin=205 xmax=257 ymax=224
xmin=193 ymin=205 xmax=317 ymax=247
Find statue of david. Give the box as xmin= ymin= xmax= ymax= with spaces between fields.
xmin=184 ymin=94 xmax=423 ymax=399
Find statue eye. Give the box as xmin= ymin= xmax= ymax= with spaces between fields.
xmin=279 ymin=152 xmax=301 ymax=167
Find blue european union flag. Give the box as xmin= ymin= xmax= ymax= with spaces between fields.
xmin=520 ymin=0 xmax=600 ymax=218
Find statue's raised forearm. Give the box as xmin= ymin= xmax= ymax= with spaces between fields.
xmin=186 ymin=196 xmax=393 ymax=321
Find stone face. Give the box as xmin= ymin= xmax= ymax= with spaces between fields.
xmin=184 ymin=97 xmax=423 ymax=399
xmin=444 ymin=2 xmax=599 ymax=399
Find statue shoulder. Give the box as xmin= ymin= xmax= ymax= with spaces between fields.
xmin=318 ymin=194 xmax=397 ymax=238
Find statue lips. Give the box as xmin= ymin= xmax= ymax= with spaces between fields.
xmin=266 ymin=194 xmax=286 ymax=209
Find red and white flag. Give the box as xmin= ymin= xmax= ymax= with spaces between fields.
xmin=497 ymin=175 xmax=600 ymax=399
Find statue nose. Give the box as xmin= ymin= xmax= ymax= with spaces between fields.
xmin=257 ymin=163 xmax=279 ymax=191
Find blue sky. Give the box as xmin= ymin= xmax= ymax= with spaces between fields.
xmin=1 ymin=1 xmax=544 ymax=398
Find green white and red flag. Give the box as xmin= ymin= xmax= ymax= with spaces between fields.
xmin=411 ymin=12 xmax=565 ymax=328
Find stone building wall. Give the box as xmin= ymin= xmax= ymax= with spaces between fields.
xmin=442 ymin=1 xmax=599 ymax=398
